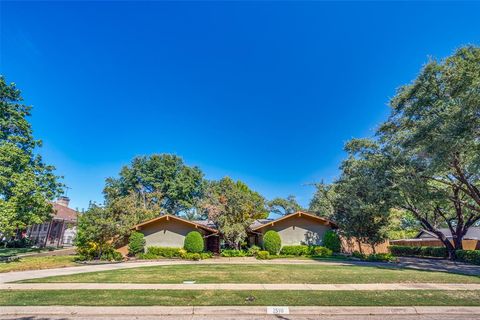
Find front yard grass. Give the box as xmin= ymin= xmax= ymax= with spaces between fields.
xmin=21 ymin=263 xmax=480 ymax=283
xmin=0 ymin=255 xmax=77 ymax=273
xmin=1 ymin=290 xmax=480 ymax=306
xmin=0 ymin=247 xmax=48 ymax=258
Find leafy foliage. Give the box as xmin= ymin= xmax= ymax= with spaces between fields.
xmin=0 ymin=76 xmax=63 ymax=237
xmin=184 ymin=231 xmax=204 ymax=253
xmin=128 ymin=232 xmax=146 ymax=256
xmin=456 ymin=250 xmax=480 ymax=265
xmin=201 ymin=177 xmax=268 ymax=249
xmin=388 ymin=245 xmax=447 ymax=258
xmin=256 ymin=251 xmax=270 ymax=259
xmin=267 ymin=195 xmax=303 ymax=216
xmin=309 ymin=182 xmax=338 ymax=218
xmin=263 ymin=230 xmax=281 ymax=255
xmin=104 ymin=154 xmax=205 ymax=216
xmin=322 ymin=230 xmax=341 ymax=253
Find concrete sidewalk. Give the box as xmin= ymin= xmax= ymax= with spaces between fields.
xmin=2 ymin=306 xmax=480 ymax=316
xmin=2 ymin=282 xmax=480 ymax=291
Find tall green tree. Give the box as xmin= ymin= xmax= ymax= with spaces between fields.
xmin=0 ymin=76 xmax=63 ymax=237
xmin=201 ymin=177 xmax=268 ymax=249
xmin=309 ymin=182 xmax=338 ymax=218
xmin=332 ymin=139 xmax=394 ymax=253
xmin=104 ymin=154 xmax=205 ymax=216
xmin=267 ymin=195 xmax=303 ymax=216
xmin=378 ymin=46 xmax=480 ymax=257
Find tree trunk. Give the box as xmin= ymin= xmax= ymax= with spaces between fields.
xmin=357 ymin=239 xmax=363 ymax=254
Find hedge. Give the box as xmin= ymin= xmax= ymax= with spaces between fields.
xmin=146 ymin=246 xmax=182 ymax=258
xmin=322 ymin=231 xmax=341 ymax=253
xmin=221 ymin=249 xmax=247 ymax=257
xmin=128 ymin=232 xmax=146 ymax=256
xmin=263 ymin=230 xmax=281 ymax=255
xmin=257 ymin=251 xmax=270 ymax=260
xmin=388 ymin=245 xmax=447 ymax=258
xmin=456 ymin=250 xmax=480 ymax=265
xmin=280 ymin=245 xmax=310 ymax=256
xmin=184 ymin=231 xmax=204 ymax=253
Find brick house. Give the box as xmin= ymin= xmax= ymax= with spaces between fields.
xmin=26 ymin=196 xmax=79 ymax=247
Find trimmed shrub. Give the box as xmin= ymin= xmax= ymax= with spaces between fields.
xmin=322 ymin=231 xmax=341 ymax=253
xmin=312 ymin=246 xmax=333 ymax=257
xmin=365 ymin=253 xmax=396 ymax=262
xmin=128 ymin=232 xmax=145 ymax=256
xmin=456 ymin=250 xmax=480 ymax=265
xmin=184 ymin=231 xmax=204 ymax=253
xmin=389 ymin=245 xmax=447 ymax=258
xmin=146 ymin=247 xmax=182 ymax=258
xmin=351 ymin=251 xmax=366 ymax=260
xmin=257 ymin=251 xmax=270 ymax=260
xmin=247 ymin=245 xmax=261 ymax=257
xmin=280 ymin=245 xmax=309 ymax=256
xmin=263 ymin=230 xmax=281 ymax=255
xmin=221 ymin=249 xmax=247 ymax=257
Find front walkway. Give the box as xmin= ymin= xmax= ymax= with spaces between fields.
xmin=2 ymin=282 xmax=480 ymax=291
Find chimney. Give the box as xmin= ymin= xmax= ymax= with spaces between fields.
xmin=57 ymin=196 xmax=70 ymax=207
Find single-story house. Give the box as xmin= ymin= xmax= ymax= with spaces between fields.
xmin=390 ymin=227 xmax=480 ymax=250
xmin=248 ymin=211 xmax=338 ymax=247
xmin=416 ymin=227 xmax=480 ymax=240
xmin=129 ymin=211 xmax=337 ymax=253
xmin=132 ymin=214 xmax=221 ymax=253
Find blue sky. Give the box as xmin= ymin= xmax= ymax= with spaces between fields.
xmin=1 ymin=1 xmax=479 ymax=211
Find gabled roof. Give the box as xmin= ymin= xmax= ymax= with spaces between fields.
xmin=52 ymin=203 xmax=78 ymax=222
xmin=132 ymin=214 xmax=219 ymax=234
xmin=416 ymin=227 xmax=480 ymax=240
xmin=250 ymin=211 xmax=337 ymax=231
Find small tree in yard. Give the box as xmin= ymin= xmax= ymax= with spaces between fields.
xmin=128 ymin=231 xmax=145 ymax=256
xmin=263 ymin=230 xmax=281 ymax=255
xmin=322 ymin=230 xmax=341 ymax=253
xmin=184 ymin=231 xmax=204 ymax=253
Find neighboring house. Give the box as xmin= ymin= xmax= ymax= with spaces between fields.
xmin=130 ymin=211 xmax=337 ymax=253
xmin=416 ymin=227 xmax=480 ymax=240
xmin=26 ymin=196 xmax=79 ymax=247
xmin=390 ymin=227 xmax=480 ymax=250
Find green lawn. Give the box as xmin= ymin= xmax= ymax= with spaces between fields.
xmin=2 ymin=290 xmax=480 ymax=306
xmin=21 ymin=264 xmax=480 ymax=284
xmin=0 ymin=255 xmax=77 ymax=273
xmin=0 ymin=247 xmax=48 ymax=258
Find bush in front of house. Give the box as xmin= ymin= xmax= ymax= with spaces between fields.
xmin=456 ymin=250 xmax=480 ymax=265
xmin=365 ymin=253 xmax=396 ymax=262
xmin=146 ymin=246 xmax=182 ymax=258
xmin=247 ymin=245 xmax=261 ymax=256
xmin=76 ymin=242 xmax=123 ymax=262
xmin=184 ymin=231 xmax=204 ymax=253
xmin=221 ymin=249 xmax=247 ymax=257
xmin=322 ymin=230 xmax=341 ymax=253
xmin=263 ymin=230 xmax=281 ymax=255
xmin=312 ymin=246 xmax=333 ymax=257
xmin=128 ymin=231 xmax=145 ymax=256
xmin=389 ymin=245 xmax=447 ymax=258
xmin=257 ymin=250 xmax=270 ymax=260
xmin=280 ymin=245 xmax=310 ymax=256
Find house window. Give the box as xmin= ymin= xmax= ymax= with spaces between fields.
xmin=43 ymin=223 xmax=48 ymax=231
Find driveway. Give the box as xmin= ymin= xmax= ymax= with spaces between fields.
xmin=1 ymin=256 xmax=479 ymax=284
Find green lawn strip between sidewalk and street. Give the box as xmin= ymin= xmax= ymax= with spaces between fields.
xmin=1 ymin=290 xmax=480 ymax=306
xmin=19 ymin=263 xmax=480 ymax=284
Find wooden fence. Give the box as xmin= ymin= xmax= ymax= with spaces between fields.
xmin=390 ymin=239 xmax=480 ymax=250
xmin=340 ymin=237 xmax=390 ymax=254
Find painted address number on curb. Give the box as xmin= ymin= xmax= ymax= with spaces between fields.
xmin=267 ymin=306 xmax=290 ymax=314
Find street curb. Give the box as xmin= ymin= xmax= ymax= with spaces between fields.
xmin=2 ymin=306 xmax=480 ymax=316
